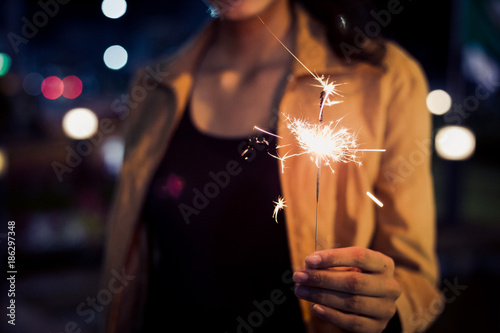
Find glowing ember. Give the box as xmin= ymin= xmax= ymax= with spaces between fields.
xmin=315 ymin=76 xmax=343 ymax=122
xmin=366 ymin=191 xmax=384 ymax=207
xmin=272 ymin=196 xmax=287 ymax=223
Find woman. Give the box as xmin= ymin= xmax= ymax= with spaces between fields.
xmin=101 ymin=0 xmax=441 ymax=332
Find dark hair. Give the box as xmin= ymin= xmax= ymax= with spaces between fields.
xmin=293 ymin=0 xmax=387 ymax=67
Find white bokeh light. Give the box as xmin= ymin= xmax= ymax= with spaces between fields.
xmin=426 ymin=89 xmax=452 ymax=115
xmin=101 ymin=137 xmax=124 ymax=175
xmin=101 ymin=0 xmax=127 ymax=19
xmin=435 ymin=126 xmax=476 ymax=161
xmin=103 ymin=45 xmax=128 ymax=70
xmin=62 ymin=108 xmax=99 ymax=140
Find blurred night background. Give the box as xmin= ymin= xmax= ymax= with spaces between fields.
xmin=1 ymin=0 xmax=499 ymax=332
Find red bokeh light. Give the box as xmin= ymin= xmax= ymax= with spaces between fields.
xmin=41 ymin=76 xmax=63 ymax=100
xmin=62 ymin=75 xmax=83 ymax=99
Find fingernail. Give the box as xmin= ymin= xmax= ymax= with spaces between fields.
xmin=295 ymin=285 xmax=310 ymax=297
xmin=293 ymin=271 xmax=308 ymax=283
xmin=306 ymin=254 xmax=321 ymax=266
xmin=312 ymin=304 xmax=325 ymax=315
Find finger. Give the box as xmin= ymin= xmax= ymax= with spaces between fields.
xmin=305 ymin=247 xmax=394 ymax=273
xmin=293 ymin=269 xmax=401 ymax=298
xmin=294 ymin=285 xmax=397 ymax=320
xmin=311 ymin=303 xmax=386 ymax=333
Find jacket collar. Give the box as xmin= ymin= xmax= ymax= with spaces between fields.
xmin=160 ymin=20 xmax=215 ymax=87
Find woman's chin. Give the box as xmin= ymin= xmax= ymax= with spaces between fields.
xmin=206 ymin=0 xmax=278 ymax=21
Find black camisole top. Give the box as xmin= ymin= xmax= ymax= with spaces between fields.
xmin=140 ymin=107 xmax=306 ymax=332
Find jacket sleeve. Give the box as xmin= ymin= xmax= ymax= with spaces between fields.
xmin=100 ymin=68 xmax=150 ymax=333
xmin=101 ymin=65 xmax=177 ymax=333
xmin=372 ymin=43 xmax=441 ymax=333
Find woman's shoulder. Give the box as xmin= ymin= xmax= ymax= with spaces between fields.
xmin=381 ymin=40 xmax=427 ymax=82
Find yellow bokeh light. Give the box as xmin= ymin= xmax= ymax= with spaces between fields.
xmin=435 ymin=126 xmax=476 ymax=161
xmin=0 ymin=148 xmax=7 ymax=176
xmin=62 ymin=108 xmax=99 ymax=140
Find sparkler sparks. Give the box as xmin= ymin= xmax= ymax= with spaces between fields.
xmin=316 ymin=76 xmax=343 ymax=122
xmin=366 ymin=191 xmax=384 ymax=207
xmin=257 ymin=17 xmax=386 ymax=250
xmin=272 ymin=196 xmax=287 ymax=223
xmin=288 ymin=117 xmax=360 ymax=168
xmin=255 ymin=118 xmax=385 ymax=172
xmin=257 ymin=16 xmax=343 ymax=117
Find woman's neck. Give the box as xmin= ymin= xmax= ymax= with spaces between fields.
xmin=212 ymin=0 xmax=293 ymax=69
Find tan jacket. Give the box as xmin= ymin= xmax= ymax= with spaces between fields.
xmin=102 ymin=5 xmax=441 ymax=333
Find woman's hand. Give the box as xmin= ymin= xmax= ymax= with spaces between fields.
xmin=293 ymin=246 xmax=402 ymax=333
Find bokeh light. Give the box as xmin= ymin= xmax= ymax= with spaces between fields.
xmin=101 ymin=137 xmax=124 ymax=175
xmin=41 ymin=76 xmax=64 ymax=100
xmin=0 ymin=53 xmax=12 ymax=77
xmin=427 ymin=89 xmax=452 ymax=115
xmin=23 ymin=72 xmax=45 ymax=96
xmin=0 ymin=148 xmax=7 ymax=177
xmin=101 ymin=0 xmax=127 ymax=19
xmin=62 ymin=75 xmax=83 ymax=99
xmin=62 ymin=108 xmax=99 ymax=140
xmin=103 ymin=45 xmax=128 ymax=70
xmin=435 ymin=126 xmax=476 ymax=161
xmin=462 ymin=44 xmax=500 ymax=93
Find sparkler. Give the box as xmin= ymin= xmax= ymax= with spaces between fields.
xmin=256 ymin=117 xmax=384 ymax=248
xmin=256 ymin=17 xmax=386 ymax=249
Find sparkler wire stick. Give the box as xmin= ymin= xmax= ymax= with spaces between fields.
xmin=315 ymin=161 xmax=321 ymax=251
xmin=315 ymin=91 xmax=327 ymax=251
